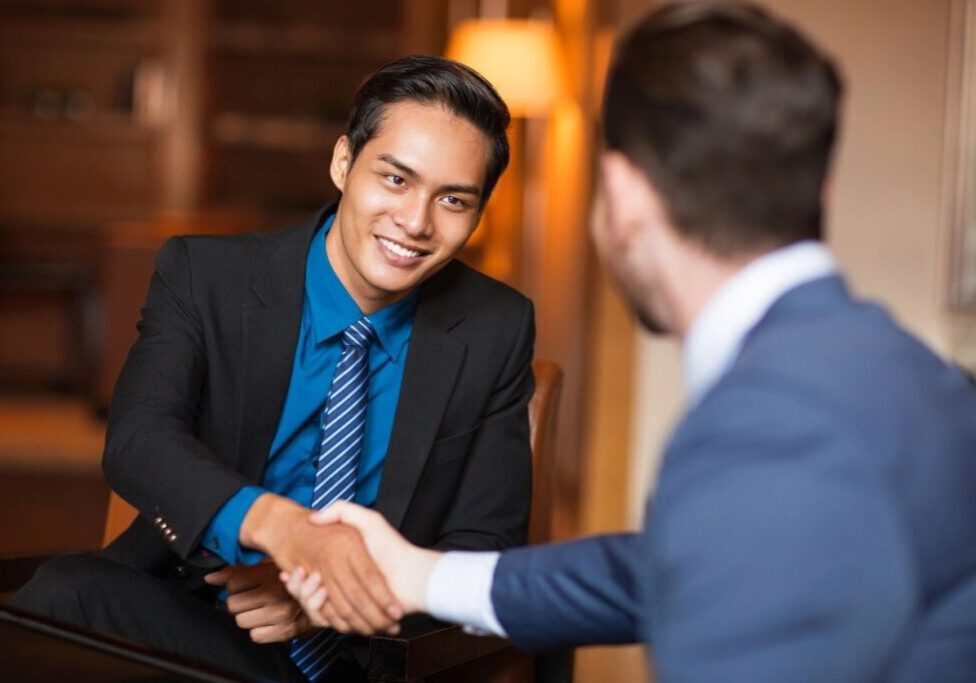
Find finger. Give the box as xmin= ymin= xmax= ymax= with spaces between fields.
xmin=305 ymin=593 xmax=332 ymax=629
xmin=305 ymin=586 xmax=327 ymax=613
xmin=249 ymin=621 xmax=298 ymax=644
xmin=318 ymin=561 xmax=380 ymax=635
xmin=297 ymin=588 xmax=329 ymax=628
xmin=320 ymin=600 xmax=352 ymax=634
xmin=322 ymin=561 xmax=391 ymax=635
xmin=285 ymin=567 xmax=307 ymax=599
xmin=307 ymin=612 xmax=331 ymax=629
xmin=235 ymin=601 xmax=299 ymax=630
xmin=225 ymin=570 xmax=263 ymax=596
xmin=308 ymin=501 xmax=350 ymax=525
xmin=349 ymin=549 xmax=402 ymax=622
xmin=309 ymin=501 xmax=375 ymax=528
xmin=298 ymin=572 xmax=322 ymax=603
xmin=226 ymin=586 xmax=272 ymax=615
xmin=203 ymin=568 xmax=231 ymax=585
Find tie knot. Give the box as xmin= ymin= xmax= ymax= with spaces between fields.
xmin=341 ymin=318 xmax=375 ymax=349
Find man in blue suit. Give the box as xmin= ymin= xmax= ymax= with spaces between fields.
xmin=284 ymin=2 xmax=976 ymax=680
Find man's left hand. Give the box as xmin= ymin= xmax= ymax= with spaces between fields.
xmin=205 ymin=561 xmax=313 ymax=643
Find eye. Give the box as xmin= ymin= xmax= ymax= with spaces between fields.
xmin=385 ymin=174 xmax=405 ymax=186
xmin=441 ymin=195 xmax=466 ymax=208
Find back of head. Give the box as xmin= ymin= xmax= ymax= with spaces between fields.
xmin=604 ymin=1 xmax=843 ymax=256
xmin=346 ymin=55 xmax=511 ymax=207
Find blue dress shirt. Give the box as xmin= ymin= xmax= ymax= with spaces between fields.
xmin=203 ymin=215 xmax=418 ymax=565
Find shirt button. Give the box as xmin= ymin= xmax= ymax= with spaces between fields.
xmin=174 ymin=564 xmax=189 ymax=579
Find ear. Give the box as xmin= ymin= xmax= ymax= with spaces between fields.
xmin=600 ymin=151 xmax=652 ymax=245
xmin=601 ymin=151 xmax=675 ymax=244
xmin=330 ymin=135 xmax=353 ymax=192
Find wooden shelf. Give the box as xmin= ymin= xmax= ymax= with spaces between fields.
xmin=213 ymin=22 xmax=397 ymax=61
xmin=0 ymin=109 xmax=154 ymax=147
xmin=0 ymin=17 xmax=160 ymax=51
xmin=211 ymin=112 xmax=343 ymax=153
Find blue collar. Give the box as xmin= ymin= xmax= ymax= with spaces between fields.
xmin=305 ymin=215 xmax=418 ymax=361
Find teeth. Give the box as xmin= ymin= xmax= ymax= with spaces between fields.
xmin=379 ymin=237 xmax=422 ymax=258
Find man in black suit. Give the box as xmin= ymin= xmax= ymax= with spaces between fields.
xmin=13 ymin=55 xmax=533 ymax=681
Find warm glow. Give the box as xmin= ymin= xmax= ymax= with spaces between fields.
xmin=446 ymin=19 xmax=563 ymax=117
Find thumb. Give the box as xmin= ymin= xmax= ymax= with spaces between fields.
xmin=310 ymin=500 xmax=377 ymax=533
xmin=308 ymin=500 xmax=356 ymax=526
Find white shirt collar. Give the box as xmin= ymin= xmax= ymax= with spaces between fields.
xmin=683 ymin=240 xmax=837 ymax=405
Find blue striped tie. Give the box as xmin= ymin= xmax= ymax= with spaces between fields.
xmin=290 ymin=317 xmax=375 ymax=681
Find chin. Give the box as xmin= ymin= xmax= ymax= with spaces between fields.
xmin=637 ymin=310 xmax=669 ymax=336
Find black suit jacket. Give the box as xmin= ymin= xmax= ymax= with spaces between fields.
xmin=102 ymin=204 xmax=534 ymax=586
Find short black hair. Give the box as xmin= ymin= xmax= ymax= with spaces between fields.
xmin=345 ymin=55 xmax=511 ymax=207
xmin=604 ymin=1 xmax=843 ymax=256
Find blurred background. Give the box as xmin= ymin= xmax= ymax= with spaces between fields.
xmin=0 ymin=0 xmax=973 ymax=680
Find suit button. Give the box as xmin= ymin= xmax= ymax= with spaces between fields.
xmin=167 ymin=532 xmax=178 ymax=543
xmin=153 ymin=516 xmax=163 ymax=527
xmin=174 ymin=564 xmax=189 ymax=579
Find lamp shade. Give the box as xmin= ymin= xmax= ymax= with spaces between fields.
xmin=446 ymin=19 xmax=562 ymax=117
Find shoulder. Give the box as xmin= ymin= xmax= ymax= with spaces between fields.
xmin=156 ymin=219 xmax=314 ymax=284
xmin=668 ymin=294 xmax=974 ymax=485
xmin=728 ymin=295 xmax=964 ymax=428
xmin=422 ymin=259 xmax=533 ymax=319
xmin=163 ymin=221 xmax=307 ymax=263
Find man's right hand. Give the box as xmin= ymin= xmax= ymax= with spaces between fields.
xmin=238 ymin=493 xmax=402 ymax=635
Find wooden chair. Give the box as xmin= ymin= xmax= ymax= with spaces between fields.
xmin=7 ymin=360 xmax=566 ymax=682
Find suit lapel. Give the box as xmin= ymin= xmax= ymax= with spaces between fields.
xmin=237 ymin=210 xmax=328 ymax=481
xmin=375 ymin=266 xmax=467 ymax=529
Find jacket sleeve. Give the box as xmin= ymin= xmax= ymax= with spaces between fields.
xmin=491 ymin=533 xmax=646 ymax=650
xmin=102 ymin=237 xmax=251 ymax=561
xmin=431 ymin=297 xmax=535 ymax=552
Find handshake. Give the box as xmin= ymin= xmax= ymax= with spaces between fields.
xmin=281 ymin=502 xmax=438 ymax=635
xmin=205 ymin=496 xmax=437 ymax=643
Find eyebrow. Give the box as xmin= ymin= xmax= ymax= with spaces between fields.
xmin=377 ymin=153 xmax=482 ymax=198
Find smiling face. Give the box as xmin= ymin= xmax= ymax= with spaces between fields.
xmin=326 ymin=101 xmax=491 ymax=314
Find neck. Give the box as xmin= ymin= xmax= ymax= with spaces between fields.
xmin=660 ymin=246 xmax=758 ymax=340
xmin=325 ymin=216 xmax=406 ymax=315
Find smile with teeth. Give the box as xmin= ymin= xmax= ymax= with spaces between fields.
xmin=378 ymin=236 xmax=426 ymax=259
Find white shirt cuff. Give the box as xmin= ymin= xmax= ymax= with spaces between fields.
xmin=425 ymin=551 xmax=507 ymax=637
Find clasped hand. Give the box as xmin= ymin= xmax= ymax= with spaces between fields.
xmin=229 ymin=494 xmax=410 ymax=640
xmin=281 ymin=501 xmax=441 ymax=636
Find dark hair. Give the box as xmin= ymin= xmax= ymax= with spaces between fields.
xmin=345 ymin=55 xmax=511 ymax=207
xmin=604 ymin=1 xmax=843 ymax=256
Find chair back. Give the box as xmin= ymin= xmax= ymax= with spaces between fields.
xmin=527 ymin=359 xmax=564 ymax=545
xmin=102 ymin=359 xmax=564 ymax=548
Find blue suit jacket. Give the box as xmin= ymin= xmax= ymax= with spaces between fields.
xmin=492 ymin=276 xmax=976 ymax=682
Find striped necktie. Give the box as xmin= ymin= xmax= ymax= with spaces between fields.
xmin=290 ymin=317 xmax=375 ymax=681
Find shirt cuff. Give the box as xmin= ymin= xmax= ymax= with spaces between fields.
xmin=426 ymin=551 xmax=507 ymax=638
xmin=201 ymin=485 xmax=267 ymax=566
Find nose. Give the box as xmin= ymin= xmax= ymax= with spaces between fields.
xmin=394 ymin=193 xmax=433 ymax=239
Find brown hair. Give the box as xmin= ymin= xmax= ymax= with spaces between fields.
xmin=604 ymin=1 xmax=843 ymax=255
